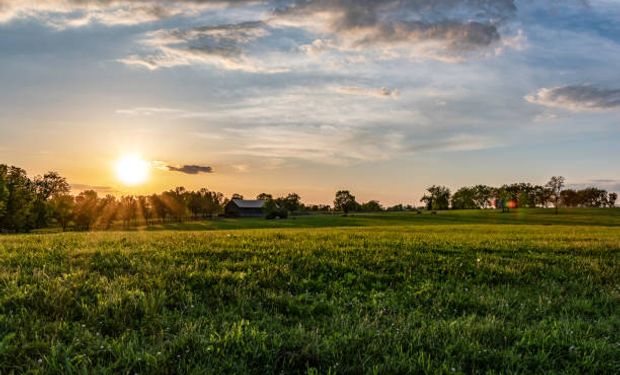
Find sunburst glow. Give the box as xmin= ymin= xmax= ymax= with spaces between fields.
xmin=115 ymin=154 xmax=150 ymax=186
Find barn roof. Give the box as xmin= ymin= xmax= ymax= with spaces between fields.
xmin=231 ymin=199 xmax=265 ymax=209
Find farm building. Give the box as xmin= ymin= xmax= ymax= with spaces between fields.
xmin=224 ymin=199 xmax=265 ymax=217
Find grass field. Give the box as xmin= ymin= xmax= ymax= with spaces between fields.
xmin=1 ymin=209 xmax=619 ymax=374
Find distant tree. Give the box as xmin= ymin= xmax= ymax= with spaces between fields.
xmin=609 ymin=193 xmax=618 ymax=207
xmin=256 ymin=193 xmax=273 ymax=201
xmin=137 ymin=195 xmax=152 ymax=225
xmin=231 ymin=193 xmax=244 ymax=200
xmin=0 ymin=166 xmax=9 ymax=222
xmin=545 ymin=176 xmax=565 ymax=214
xmin=577 ymin=187 xmax=609 ymax=207
xmin=472 ymin=185 xmax=494 ymax=209
xmin=161 ymin=189 xmax=188 ymax=222
xmin=49 ymin=194 xmax=74 ymax=231
xmin=451 ymin=187 xmax=478 ymax=209
xmin=307 ymin=204 xmax=331 ymax=212
xmin=278 ymin=193 xmax=302 ymax=213
xmin=0 ymin=165 xmax=36 ymax=232
xmin=263 ymin=198 xmax=288 ymax=219
xmin=360 ymin=200 xmax=384 ymax=212
xmin=560 ymin=189 xmax=579 ymax=207
xmin=534 ymin=185 xmax=552 ymax=208
xmin=74 ymin=190 xmax=99 ymax=230
xmin=149 ymin=194 xmax=167 ymax=222
xmin=97 ymin=195 xmax=118 ymax=229
xmin=334 ymin=190 xmax=358 ymax=215
xmin=119 ymin=196 xmax=137 ymax=227
xmin=421 ymin=185 xmax=451 ymax=210
xmin=32 ymin=172 xmax=71 ymax=228
xmin=186 ymin=191 xmax=204 ymax=220
xmin=33 ymin=172 xmax=70 ymax=201
xmin=495 ymin=186 xmax=514 ymax=213
xmin=203 ymin=189 xmax=225 ymax=217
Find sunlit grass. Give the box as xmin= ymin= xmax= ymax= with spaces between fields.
xmin=1 ymin=218 xmax=619 ymax=373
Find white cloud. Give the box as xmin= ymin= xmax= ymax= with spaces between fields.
xmin=526 ymin=85 xmax=620 ymax=112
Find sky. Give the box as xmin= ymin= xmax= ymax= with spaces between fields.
xmin=0 ymin=0 xmax=619 ymax=205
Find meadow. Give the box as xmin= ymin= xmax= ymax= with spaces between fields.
xmin=1 ymin=209 xmax=619 ymax=374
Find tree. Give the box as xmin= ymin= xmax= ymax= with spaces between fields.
xmin=202 ymin=189 xmax=225 ymax=217
xmin=32 ymin=172 xmax=71 ymax=228
xmin=278 ymin=193 xmax=301 ymax=213
xmin=119 ymin=196 xmax=137 ymax=227
xmin=256 ymin=193 xmax=273 ymax=201
xmin=49 ymin=194 xmax=74 ymax=231
xmin=534 ymin=185 xmax=552 ymax=208
xmin=560 ymin=189 xmax=579 ymax=207
xmin=149 ymin=194 xmax=167 ymax=222
xmin=545 ymin=176 xmax=565 ymax=214
xmin=97 ymin=195 xmax=118 ymax=229
xmin=609 ymin=193 xmax=617 ymax=207
xmin=186 ymin=191 xmax=204 ymax=220
xmin=421 ymin=185 xmax=451 ymax=210
xmin=0 ymin=165 xmax=36 ymax=232
xmin=0 ymin=166 xmax=9 ymax=222
xmin=137 ymin=195 xmax=152 ymax=225
xmin=231 ymin=193 xmax=244 ymax=200
xmin=451 ymin=187 xmax=478 ymax=209
xmin=334 ymin=190 xmax=358 ymax=215
xmin=74 ymin=190 xmax=99 ymax=230
xmin=360 ymin=200 xmax=384 ymax=212
xmin=161 ymin=189 xmax=188 ymax=222
xmin=472 ymin=185 xmax=494 ymax=209
xmin=263 ymin=198 xmax=288 ymax=219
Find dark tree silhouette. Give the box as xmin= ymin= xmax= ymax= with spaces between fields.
xmin=546 ymin=176 xmax=565 ymax=214
xmin=334 ymin=190 xmax=358 ymax=215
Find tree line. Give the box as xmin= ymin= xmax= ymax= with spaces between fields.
xmin=420 ymin=176 xmax=617 ymax=212
xmin=0 ymin=164 xmax=330 ymax=232
xmin=0 ymin=165 xmax=617 ymax=232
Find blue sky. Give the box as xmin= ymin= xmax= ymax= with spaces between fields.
xmin=0 ymin=0 xmax=619 ymax=205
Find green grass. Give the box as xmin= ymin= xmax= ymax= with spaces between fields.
xmin=1 ymin=210 xmax=619 ymax=374
xmin=146 ymin=208 xmax=620 ymax=231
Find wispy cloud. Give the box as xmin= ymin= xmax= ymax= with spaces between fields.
xmin=526 ymin=85 xmax=620 ymax=111
xmin=568 ymin=179 xmax=620 ymax=192
xmin=118 ymin=21 xmax=289 ymax=72
xmin=0 ymin=1 xmax=254 ymax=28
xmin=71 ymin=183 xmax=116 ymax=193
xmin=333 ymin=86 xmax=399 ymax=99
xmin=115 ymin=107 xmax=186 ymax=116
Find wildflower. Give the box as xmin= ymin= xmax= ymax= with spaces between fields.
xmin=37 ymin=358 xmax=43 ymax=364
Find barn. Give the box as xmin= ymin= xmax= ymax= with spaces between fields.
xmin=224 ymin=199 xmax=265 ymax=218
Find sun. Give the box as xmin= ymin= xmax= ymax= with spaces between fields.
xmin=115 ymin=154 xmax=150 ymax=186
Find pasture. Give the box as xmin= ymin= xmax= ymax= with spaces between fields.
xmin=1 ymin=209 xmax=619 ymax=374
